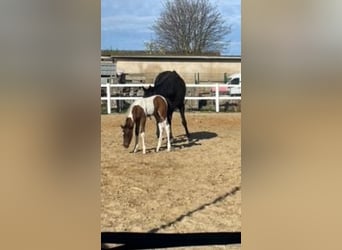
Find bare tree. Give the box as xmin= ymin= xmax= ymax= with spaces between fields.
xmin=151 ymin=0 xmax=231 ymax=55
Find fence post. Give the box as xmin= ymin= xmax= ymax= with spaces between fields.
xmin=215 ymin=83 xmax=219 ymax=112
xmin=106 ymin=84 xmax=111 ymax=114
xmin=194 ymin=72 xmax=200 ymax=84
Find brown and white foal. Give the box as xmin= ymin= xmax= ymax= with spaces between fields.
xmin=121 ymin=95 xmax=171 ymax=154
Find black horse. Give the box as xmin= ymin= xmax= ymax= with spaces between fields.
xmin=143 ymin=70 xmax=190 ymax=140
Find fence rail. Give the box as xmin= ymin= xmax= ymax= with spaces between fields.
xmin=101 ymin=83 xmax=241 ymax=114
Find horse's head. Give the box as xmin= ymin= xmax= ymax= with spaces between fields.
xmin=142 ymin=85 xmax=155 ymax=97
xmin=120 ymin=118 xmax=134 ymax=148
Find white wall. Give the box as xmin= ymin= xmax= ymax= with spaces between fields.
xmin=116 ymin=59 xmax=241 ymax=83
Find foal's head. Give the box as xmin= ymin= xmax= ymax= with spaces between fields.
xmin=121 ymin=118 xmax=134 ymax=148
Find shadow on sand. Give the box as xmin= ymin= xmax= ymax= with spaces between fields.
xmin=149 ymin=186 xmax=240 ymax=233
xmin=189 ymin=131 xmax=217 ymax=140
xmin=171 ymin=131 xmax=218 ymax=149
xmin=129 ymin=131 xmax=218 ymax=153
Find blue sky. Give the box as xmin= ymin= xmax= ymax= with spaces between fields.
xmin=101 ymin=0 xmax=241 ymax=56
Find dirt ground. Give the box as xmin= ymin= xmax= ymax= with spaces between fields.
xmin=101 ymin=112 xmax=241 ymax=249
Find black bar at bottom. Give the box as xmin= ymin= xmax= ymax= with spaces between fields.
xmin=101 ymin=232 xmax=241 ymax=249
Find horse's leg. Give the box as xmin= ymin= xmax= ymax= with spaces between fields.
xmin=155 ymin=120 xmax=160 ymax=138
xmin=168 ymin=111 xmax=174 ymax=140
xmin=179 ymin=104 xmax=190 ymax=139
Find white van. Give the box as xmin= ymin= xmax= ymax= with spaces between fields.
xmin=210 ymin=72 xmax=241 ymax=96
xmin=225 ymin=73 xmax=241 ymax=96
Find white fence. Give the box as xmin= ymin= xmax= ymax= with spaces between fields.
xmin=101 ymin=83 xmax=241 ymax=114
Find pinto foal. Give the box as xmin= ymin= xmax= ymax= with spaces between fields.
xmin=121 ymin=95 xmax=171 ymax=154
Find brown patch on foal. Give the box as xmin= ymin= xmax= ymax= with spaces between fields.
xmin=132 ymin=105 xmax=146 ymax=132
xmin=153 ymin=96 xmax=168 ymax=122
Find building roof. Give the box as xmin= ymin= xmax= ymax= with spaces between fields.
xmin=110 ymin=55 xmax=241 ymax=62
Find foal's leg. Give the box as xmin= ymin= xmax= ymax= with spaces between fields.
xmin=165 ymin=121 xmax=171 ymax=152
xmin=156 ymin=122 xmax=163 ymax=152
xmin=140 ymin=132 xmax=146 ymax=154
xmin=133 ymin=137 xmax=139 ymax=153
xmin=140 ymin=115 xmax=147 ymax=154
xmin=133 ymin=120 xmax=140 ymax=153
xmin=156 ymin=120 xmax=171 ymax=152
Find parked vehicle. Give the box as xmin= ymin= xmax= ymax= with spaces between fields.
xmin=211 ymin=73 xmax=241 ymax=96
xmin=226 ymin=73 xmax=241 ymax=96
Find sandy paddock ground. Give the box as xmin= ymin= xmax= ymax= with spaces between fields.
xmin=101 ymin=112 xmax=241 ymax=249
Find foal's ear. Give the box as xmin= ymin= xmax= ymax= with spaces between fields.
xmin=120 ymin=125 xmax=125 ymax=129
